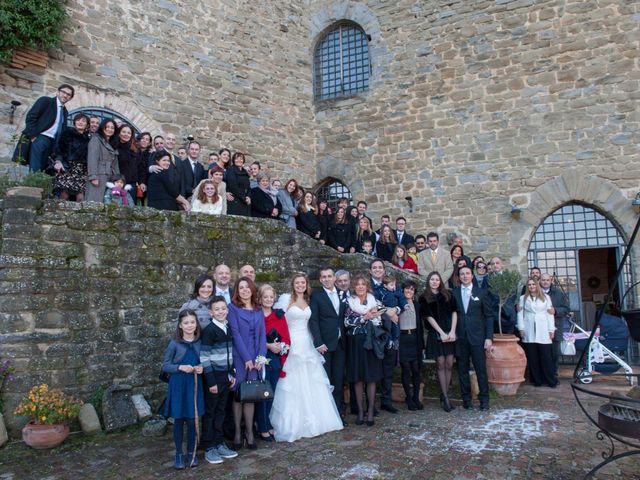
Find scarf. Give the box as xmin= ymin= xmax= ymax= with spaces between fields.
xmin=259 ymin=184 xmax=279 ymax=205
xmin=110 ymin=186 xmax=129 ymax=205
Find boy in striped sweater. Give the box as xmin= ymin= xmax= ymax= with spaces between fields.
xmin=199 ymin=296 xmax=238 ymax=464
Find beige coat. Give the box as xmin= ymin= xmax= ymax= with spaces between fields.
xmin=417 ymin=247 xmax=454 ymax=282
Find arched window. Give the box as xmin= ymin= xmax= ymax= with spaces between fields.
xmin=67 ymin=107 xmax=140 ymax=134
xmin=315 ymin=178 xmax=352 ymax=210
xmin=313 ymin=22 xmax=371 ymax=101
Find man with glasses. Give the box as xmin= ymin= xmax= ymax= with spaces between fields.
xmin=394 ymin=217 xmax=415 ymax=246
xmin=414 ymin=235 xmax=428 ymax=253
xmin=14 ymin=84 xmax=75 ymax=172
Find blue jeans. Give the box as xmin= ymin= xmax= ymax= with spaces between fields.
xmin=29 ymin=135 xmax=54 ymax=172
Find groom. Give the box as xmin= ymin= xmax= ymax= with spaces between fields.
xmin=309 ymin=267 xmax=347 ymax=425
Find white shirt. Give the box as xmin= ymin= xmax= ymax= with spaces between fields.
xmin=41 ymin=98 xmax=64 ymax=139
xmin=324 ymin=287 xmax=339 ymax=313
xmin=212 ymin=318 xmax=228 ymax=334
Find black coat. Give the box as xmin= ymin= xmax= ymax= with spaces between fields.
xmin=327 ymin=221 xmax=353 ymax=251
xmin=24 ymin=96 xmax=68 ymax=138
xmin=297 ymin=208 xmax=321 ymax=238
xmin=53 ymin=127 xmax=89 ymax=169
xmin=376 ymin=241 xmax=396 ymax=262
xmin=179 ymin=159 xmax=207 ymax=199
xmin=116 ymin=143 xmax=144 ymax=186
xmin=395 ymin=231 xmax=415 ymax=246
xmin=250 ymin=187 xmax=282 ymax=219
xmin=355 ymin=230 xmax=376 ymax=253
xmin=147 ymin=168 xmax=181 ymax=211
xmin=453 ymin=285 xmax=496 ymax=346
xmin=317 ymin=212 xmax=330 ymax=242
xmin=225 ymin=166 xmax=250 ymax=216
xmin=309 ymin=287 xmax=347 ymax=352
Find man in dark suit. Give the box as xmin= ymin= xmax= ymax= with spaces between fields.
xmin=539 ymin=273 xmax=571 ymax=379
xmin=454 ymin=266 xmax=496 ymax=410
xmin=394 ymin=216 xmax=415 ymax=246
xmin=179 ymin=141 xmax=206 ymax=199
xmin=213 ymin=264 xmax=233 ymax=304
xmin=14 ymin=84 xmax=75 ymax=172
xmin=309 ymin=267 xmax=347 ymax=424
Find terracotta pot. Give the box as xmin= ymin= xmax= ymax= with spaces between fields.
xmin=485 ymin=334 xmax=527 ymax=396
xmin=391 ymin=382 xmax=424 ymax=403
xmin=22 ymin=422 xmax=69 ymax=449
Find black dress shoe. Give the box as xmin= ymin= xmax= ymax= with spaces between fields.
xmin=463 ymin=401 xmax=473 ymax=410
xmin=406 ymin=398 xmax=417 ymax=411
xmin=366 ymin=420 xmax=375 ymax=427
xmin=381 ymin=404 xmax=398 ymax=414
xmin=479 ymin=403 xmax=489 ymax=411
xmin=413 ymin=399 xmax=424 ymax=410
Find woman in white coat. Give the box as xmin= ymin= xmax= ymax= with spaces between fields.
xmin=517 ymin=278 xmax=557 ymax=388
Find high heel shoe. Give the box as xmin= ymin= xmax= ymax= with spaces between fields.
xmin=355 ymin=415 xmax=365 ymax=426
xmin=366 ymin=419 xmax=375 ymax=427
xmin=443 ymin=397 xmax=453 ymax=413
xmin=244 ymin=434 xmax=257 ymax=450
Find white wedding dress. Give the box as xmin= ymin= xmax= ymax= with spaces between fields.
xmin=269 ymin=298 xmax=344 ymax=442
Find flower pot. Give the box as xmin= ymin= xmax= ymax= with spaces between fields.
xmin=485 ymin=334 xmax=527 ymax=396
xmin=391 ymin=382 xmax=424 ymax=403
xmin=621 ymin=309 xmax=640 ymax=342
xmin=22 ymin=422 xmax=69 ymax=449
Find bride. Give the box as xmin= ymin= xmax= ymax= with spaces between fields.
xmin=269 ymin=273 xmax=344 ymax=442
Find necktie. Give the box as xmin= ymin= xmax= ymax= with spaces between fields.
xmin=431 ymin=250 xmax=437 ymax=263
xmin=463 ymin=287 xmax=470 ymax=312
xmin=398 ymin=232 xmax=403 ymax=243
xmin=55 ymin=106 xmax=64 ymax=139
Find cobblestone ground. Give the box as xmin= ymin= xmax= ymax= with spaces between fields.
xmin=2 ymin=370 xmax=639 ymax=480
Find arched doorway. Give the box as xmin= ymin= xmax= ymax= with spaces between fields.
xmin=314 ymin=177 xmax=353 ymax=210
xmin=67 ymin=107 xmax=141 ymax=134
xmin=527 ymin=203 xmax=637 ymax=362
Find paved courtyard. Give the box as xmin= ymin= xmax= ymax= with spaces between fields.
xmin=1 ymin=369 xmax=638 ymax=480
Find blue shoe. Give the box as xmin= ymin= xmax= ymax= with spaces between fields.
xmin=216 ymin=443 xmax=238 ymax=459
xmin=205 ymin=447 xmax=223 ymax=464
xmin=185 ymin=453 xmax=198 ymax=468
xmin=174 ymin=452 xmax=185 ymax=470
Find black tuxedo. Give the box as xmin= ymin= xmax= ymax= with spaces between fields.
xmin=395 ymin=230 xmax=415 ymax=246
xmin=179 ymin=158 xmax=206 ymax=198
xmin=453 ymin=284 xmax=496 ymax=405
xmin=309 ymin=286 xmax=347 ymax=413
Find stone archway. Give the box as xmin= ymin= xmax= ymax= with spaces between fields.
xmin=508 ymin=173 xmax=638 ymax=270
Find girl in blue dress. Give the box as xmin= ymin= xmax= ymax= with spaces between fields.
xmin=161 ymin=310 xmax=205 ymax=469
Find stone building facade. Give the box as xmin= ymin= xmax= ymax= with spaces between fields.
xmin=0 ymin=3 xmax=638 ymax=348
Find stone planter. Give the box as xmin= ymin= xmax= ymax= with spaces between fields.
xmin=391 ymin=382 xmax=424 ymax=403
xmin=486 ymin=334 xmax=527 ymax=396
xmin=22 ymin=422 xmax=69 ymax=449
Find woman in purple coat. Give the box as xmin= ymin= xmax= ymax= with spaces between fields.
xmin=227 ymin=276 xmax=266 ymax=450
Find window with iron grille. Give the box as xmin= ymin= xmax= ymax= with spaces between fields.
xmin=67 ymin=107 xmax=140 ymax=134
xmin=315 ymin=179 xmax=352 ymax=210
xmin=314 ymin=22 xmax=371 ymax=101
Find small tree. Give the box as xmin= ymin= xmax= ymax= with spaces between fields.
xmin=488 ymin=270 xmax=522 ymax=335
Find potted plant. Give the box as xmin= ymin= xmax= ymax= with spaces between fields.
xmin=486 ymin=270 xmax=527 ymax=395
xmin=14 ymin=384 xmax=82 ymax=449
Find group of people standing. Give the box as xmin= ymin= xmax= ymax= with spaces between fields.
xmin=159 ymin=255 xmax=571 ymax=470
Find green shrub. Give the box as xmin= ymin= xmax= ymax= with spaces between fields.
xmin=21 ymin=171 xmax=54 ymax=198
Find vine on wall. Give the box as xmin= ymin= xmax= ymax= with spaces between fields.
xmin=0 ymin=0 xmax=67 ymax=64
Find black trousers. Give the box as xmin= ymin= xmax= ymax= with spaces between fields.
xmin=380 ymin=348 xmax=396 ymax=406
xmin=550 ymin=335 xmax=562 ymax=377
xmin=457 ymin=340 xmax=489 ymax=404
xmin=323 ymin=342 xmax=346 ymax=413
xmin=201 ymin=377 xmax=229 ymax=449
xmin=524 ymin=342 xmax=556 ymax=386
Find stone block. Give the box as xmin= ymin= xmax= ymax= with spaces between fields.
xmin=3 ymin=187 xmax=43 ymax=209
xmin=102 ymin=384 xmax=138 ymax=432
xmin=131 ymin=394 xmax=152 ymax=421
xmin=141 ymin=417 xmax=167 ymax=437
xmin=79 ymin=403 xmax=102 ymax=433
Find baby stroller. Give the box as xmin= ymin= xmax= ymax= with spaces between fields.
xmin=568 ymin=314 xmax=634 ymax=385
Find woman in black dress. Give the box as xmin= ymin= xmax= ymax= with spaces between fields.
xmin=136 ymin=132 xmax=152 ymax=205
xmin=114 ymin=124 xmax=146 ymax=197
xmin=327 ymin=207 xmax=354 ymax=253
xmin=398 ymin=280 xmax=424 ymax=411
xmin=420 ymin=271 xmax=458 ymax=412
xmin=250 ymin=172 xmax=282 ymax=219
xmin=52 ymin=113 xmax=90 ymax=201
xmin=225 ymin=152 xmax=251 ymax=216
xmin=147 ymin=152 xmax=191 ymax=211
xmin=296 ymin=192 xmax=321 ymax=239
xmin=316 ymin=198 xmax=330 ymax=245
xmin=376 ymin=225 xmax=397 ymax=262
xmin=345 ymin=275 xmax=384 ymax=426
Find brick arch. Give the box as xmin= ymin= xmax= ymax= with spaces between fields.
xmin=309 ymin=1 xmax=386 ymax=84
xmin=315 ymin=154 xmax=365 ymax=201
xmin=509 ymin=173 xmax=638 ymax=269
xmin=69 ymin=86 xmax=162 ymax=134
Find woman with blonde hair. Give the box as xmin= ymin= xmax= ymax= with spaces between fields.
xmin=191 ymin=179 xmax=223 ymax=214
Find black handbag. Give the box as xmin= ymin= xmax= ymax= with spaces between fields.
xmin=266 ymin=328 xmax=280 ymax=343
xmin=159 ymin=370 xmax=170 ymax=383
xmin=237 ymin=370 xmax=274 ymax=403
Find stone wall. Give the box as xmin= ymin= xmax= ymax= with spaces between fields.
xmin=0 ymin=187 xmax=420 ymax=435
xmin=0 ymin=0 xmax=316 ymax=182
xmin=311 ymin=0 xmax=640 ymax=264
